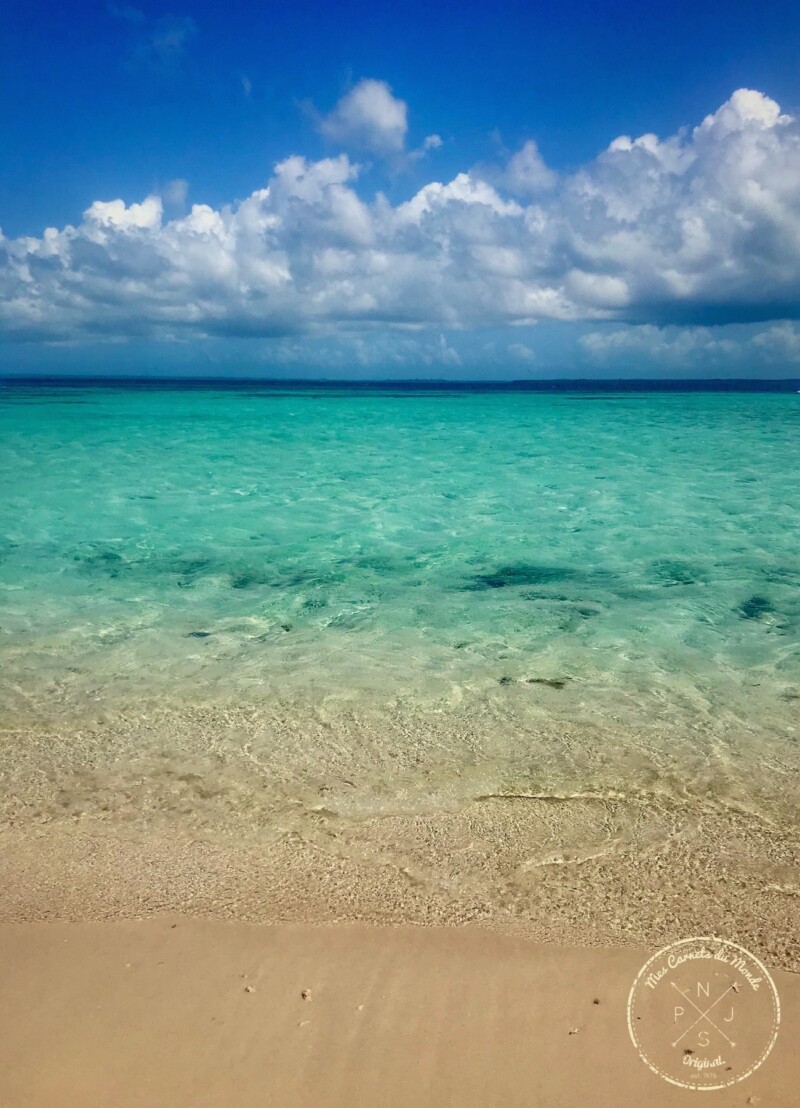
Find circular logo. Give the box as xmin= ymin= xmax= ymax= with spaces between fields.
xmin=627 ymin=936 xmax=780 ymax=1091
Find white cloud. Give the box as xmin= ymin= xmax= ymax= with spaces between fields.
xmin=580 ymin=321 xmax=800 ymax=368
xmin=267 ymin=329 xmax=463 ymax=371
xmin=751 ymin=321 xmax=800 ymax=362
xmin=500 ymin=140 xmax=557 ymax=195
xmin=580 ymin=324 xmax=736 ymax=366
xmin=84 ymin=195 xmax=163 ymax=231
xmin=410 ymin=132 xmax=443 ymax=162
xmin=507 ymin=342 xmax=537 ymax=363
xmin=318 ymin=79 xmax=409 ymax=155
xmin=317 ymin=78 xmax=440 ymax=162
xmin=696 ymin=87 xmax=791 ymax=136
xmin=3 ymin=88 xmax=800 ymax=351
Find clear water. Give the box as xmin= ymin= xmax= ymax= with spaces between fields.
xmin=1 ymin=381 xmax=799 ymax=834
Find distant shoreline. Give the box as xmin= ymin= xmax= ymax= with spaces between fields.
xmin=2 ymin=374 xmax=800 ymax=391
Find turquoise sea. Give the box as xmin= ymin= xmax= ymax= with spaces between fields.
xmin=1 ymin=380 xmax=799 ymax=854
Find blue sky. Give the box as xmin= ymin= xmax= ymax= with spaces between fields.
xmin=2 ymin=0 xmax=800 ymax=377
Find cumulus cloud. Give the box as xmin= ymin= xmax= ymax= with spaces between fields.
xmin=319 ymin=79 xmax=408 ymax=154
xmin=580 ymin=324 xmax=737 ymax=367
xmin=410 ymin=132 xmax=444 ymax=162
xmin=751 ymin=321 xmax=800 ymax=362
xmin=580 ymin=321 xmax=800 ymax=369
xmin=317 ymin=78 xmax=441 ymax=161
xmin=3 ymin=88 xmax=800 ymax=349
xmin=267 ymin=330 xmax=462 ymax=372
xmin=478 ymin=139 xmax=557 ymax=197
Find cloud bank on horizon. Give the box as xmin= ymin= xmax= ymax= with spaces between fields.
xmin=3 ymin=81 xmax=800 ymax=373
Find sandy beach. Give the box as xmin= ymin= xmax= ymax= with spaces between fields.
xmin=0 ymin=819 xmax=798 ymax=1105
xmin=1 ymin=917 xmax=797 ymax=1108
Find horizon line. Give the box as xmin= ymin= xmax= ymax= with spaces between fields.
xmin=2 ymin=374 xmax=800 ymax=390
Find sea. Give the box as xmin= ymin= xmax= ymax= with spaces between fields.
xmin=1 ymin=378 xmax=799 ymax=908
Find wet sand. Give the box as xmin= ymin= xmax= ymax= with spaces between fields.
xmin=2 ymin=800 xmax=799 ymax=968
xmin=1 ymin=917 xmax=798 ymax=1108
xmin=2 ymin=696 xmax=799 ymax=1105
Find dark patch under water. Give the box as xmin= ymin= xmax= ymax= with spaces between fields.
xmin=71 ymin=542 xmax=343 ymax=593
xmin=519 ymin=591 xmax=573 ymax=602
xmin=229 ymin=570 xmax=276 ymax=590
xmin=738 ymin=595 xmax=774 ymax=620
xmin=497 ymin=674 xmax=571 ymax=689
xmin=465 ymin=564 xmax=579 ymax=590
xmin=760 ymin=565 xmax=800 ymax=585
xmin=0 ymin=538 xmax=18 ymax=564
xmin=650 ymin=559 xmax=705 ymax=587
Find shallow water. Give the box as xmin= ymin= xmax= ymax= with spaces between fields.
xmin=1 ymin=381 xmax=799 ymax=839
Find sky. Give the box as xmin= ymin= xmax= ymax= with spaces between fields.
xmin=1 ymin=0 xmax=800 ymax=378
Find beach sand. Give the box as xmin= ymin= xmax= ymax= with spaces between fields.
xmin=2 ymin=700 xmax=799 ymax=1106
xmin=0 ymin=822 xmax=798 ymax=1106
xmin=0 ymin=917 xmax=797 ymax=1108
